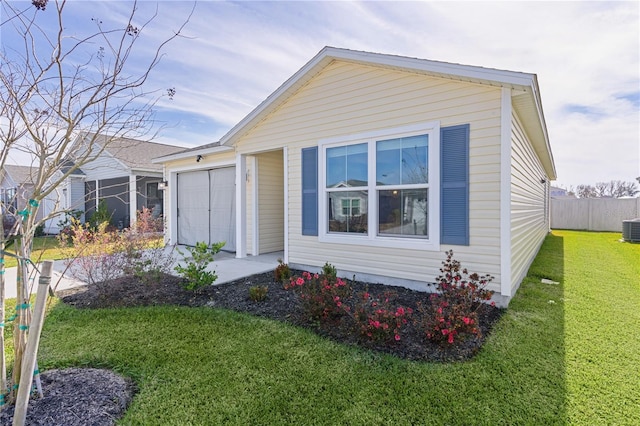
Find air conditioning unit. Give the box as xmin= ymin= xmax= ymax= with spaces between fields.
xmin=622 ymin=219 xmax=640 ymax=242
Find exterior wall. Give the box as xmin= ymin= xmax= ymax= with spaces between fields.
xmin=234 ymin=61 xmax=504 ymax=293
xmin=77 ymin=149 xmax=129 ymax=181
xmin=509 ymin=111 xmax=549 ymax=295
xmin=256 ymin=150 xmax=284 ymax=254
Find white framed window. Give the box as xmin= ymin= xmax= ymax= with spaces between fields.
xmin=318 ymin=122 xmax=440 ymax=251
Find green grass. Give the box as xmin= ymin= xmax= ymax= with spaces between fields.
xmin=2 ymin=236 xmax=67 ymax=268
xmin=16 ymin=231 xmax=640 ymax=424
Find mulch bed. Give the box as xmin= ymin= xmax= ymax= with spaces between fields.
xmin=3 ymin=270 xmax=504 ymax=425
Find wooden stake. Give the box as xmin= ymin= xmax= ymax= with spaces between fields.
xmin=12 ymin=260 xmax=52 ymax=426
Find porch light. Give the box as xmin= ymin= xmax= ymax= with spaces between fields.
xmin=158 ymin=180 xmax=168 ymax=190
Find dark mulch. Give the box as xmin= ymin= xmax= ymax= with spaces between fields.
xmin=0 ymin=368 xmax=135 ymax=426
xmin=58 ymin=270 xmax=504 ymax=362
xmin=5 ymin=271 xmax=503 ymax=425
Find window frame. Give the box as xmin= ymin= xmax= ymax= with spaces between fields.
xmin=318 ymin=121 xmax=440 ymax=251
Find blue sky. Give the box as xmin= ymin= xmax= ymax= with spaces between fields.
xmin=2 ymin=0 xmax=639 ymax=189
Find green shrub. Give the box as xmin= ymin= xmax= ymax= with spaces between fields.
xmin=274 ymin=258 xmax=291 ymax=284
xmin=175 ymin=241 xmax=225 ymax=290
xmin=248 ymin=285 xmax=269 ymax=302
xmin=321 ymin=262 xmax=337 ymax=281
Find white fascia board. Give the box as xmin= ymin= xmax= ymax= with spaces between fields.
xmin=324 ymin=47 xmax=536 ymax=88
xmin=530 ymin=76 xmax=556 ymax=179
xmin=151 ymin=145 xmax=233 ymax=164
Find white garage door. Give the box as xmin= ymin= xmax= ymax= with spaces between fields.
xmin=177 ymin=167 xmax=236 ymax=251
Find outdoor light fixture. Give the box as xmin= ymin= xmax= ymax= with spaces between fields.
xmin=540 ymin=178 xmax=547 ymax=184
xmin=196 ymin=154 xmax=204 ymax=162
xmin=158 ymin=180 xmax=168 ymax=190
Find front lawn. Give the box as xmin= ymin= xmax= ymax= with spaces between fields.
xmin=16 ymin=231 xmax=640 ymax=424
xmin=2 ymin=236 xmax=67 ymax=268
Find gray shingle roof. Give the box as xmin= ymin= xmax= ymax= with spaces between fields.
xmin=87 ymin=134 xmax=184 ymax=172
xmin=4 ymin=165 xmax=36 ymax=185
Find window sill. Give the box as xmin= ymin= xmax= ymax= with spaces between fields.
xmin=318 ymin=233 xmax=440 ymax=251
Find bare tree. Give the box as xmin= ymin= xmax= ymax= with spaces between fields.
xmin=575 ymin=180 xmax=638 ymax=198
xmin=576 ymin=184 xmax=597 ymax=198
xmin=0 ymin=0 xmax=192 ymax=405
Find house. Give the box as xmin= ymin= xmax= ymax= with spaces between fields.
xmin=41 ymin=133 xmax=184 ymax=234
xmin=155 ymin=47 xmax=556 ymax=305
xmin=0 ymin=164 xmax=45 ymax=223
xmin=550 ymin=185 xmax=575 ymax=199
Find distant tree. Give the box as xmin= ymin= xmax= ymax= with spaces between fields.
xmin=576 ymin=184 xmax=597 ymax=198
xmin=576 ymin=180 xmax=638 ymax=198
xmin=0 ymin=0 xmax=192 ymax=407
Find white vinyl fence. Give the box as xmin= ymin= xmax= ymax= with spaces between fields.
xmin=551 ymin=197 xmax=640 ymax=232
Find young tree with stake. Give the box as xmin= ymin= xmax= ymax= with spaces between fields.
xmin=0 ymin=0 xmax=192 ymax=408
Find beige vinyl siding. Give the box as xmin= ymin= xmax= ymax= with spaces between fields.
xmin=235 ymin=61 xmax=503 ymax=292
xmin=510 ymin=110 xmax=548 ymax=293
xmin=256 ymin=150 xmax=284 ymax=253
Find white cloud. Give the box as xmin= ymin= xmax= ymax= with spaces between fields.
xmin=3 ymin=0 xmax=638 ymax=186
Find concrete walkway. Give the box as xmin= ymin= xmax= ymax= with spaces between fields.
xmin=1 ymin=250 xmax=283 ymax=300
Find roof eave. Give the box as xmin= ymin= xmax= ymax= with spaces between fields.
xmin=151 ymin=145 xmax=234 ymax=164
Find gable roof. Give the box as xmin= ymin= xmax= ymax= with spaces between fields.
xmin=2 ymin=164 xmax=36 ymax=185
xmin=81 ymin=133 xmax=184 ymax=173
xmin=218 ymin=46 xmax=555 ymax=179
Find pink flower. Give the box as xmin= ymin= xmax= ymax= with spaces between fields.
xmin=437 ymin=307 xmax=443 ymax=315
xmin=371 ymin=320 xmax=381 ymax=328
xmin=396 ymin=307 xmax=405 ymax=316
xmin=314 ymin=273 xmax=319 ymax=279
xmin=448 ymin=333 xmax=455 ymax=344
xmin=441 ymin=329 xmax=449 ymax=335
xmin=296 ymin=277 xmax=305 ymax=286
xmin=394 ymin=334 xmax=400 ymax=341
xmin=462 ymin=317 xmax=471 ymax=325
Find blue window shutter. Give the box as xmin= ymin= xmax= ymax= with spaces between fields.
xmin=440 ymin=124 xmax=470 ymax=245
xmin=301 ymin=147 xmax=318 ymax=236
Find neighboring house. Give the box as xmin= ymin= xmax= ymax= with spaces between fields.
xmin=0 ymin=164 xmax=45 ymax=223
xmin=41 ymin=133 xmax=184 ymax=234
xmin=155 ymin=47 xmax=556 ymax=305
xmin=550 ymin=186 xmax=575 ymax=199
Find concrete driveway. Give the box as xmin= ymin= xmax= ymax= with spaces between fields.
xmin=1 ymin=249 xmax=282 ymax=300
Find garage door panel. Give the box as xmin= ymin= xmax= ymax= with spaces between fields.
xmin=177 ymin=170 xmax=210 ymax=246
xmin=210 ymin=167 xmax=236 ymax=251
xmin=177 ymin=168 xmax=236 ymax=251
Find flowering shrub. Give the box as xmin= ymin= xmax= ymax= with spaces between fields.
xmin=419 ymin=250 xmax=494 ymax=345
xmin=352 ymin=290 xmax=413 ymax=342
xmin=60 ymin=220 xmax=128 ymax=288
xmin=285 ymin=270 xmax=352 ymax=321
xmin=60 ymin=213 xmax=174 ymax=286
